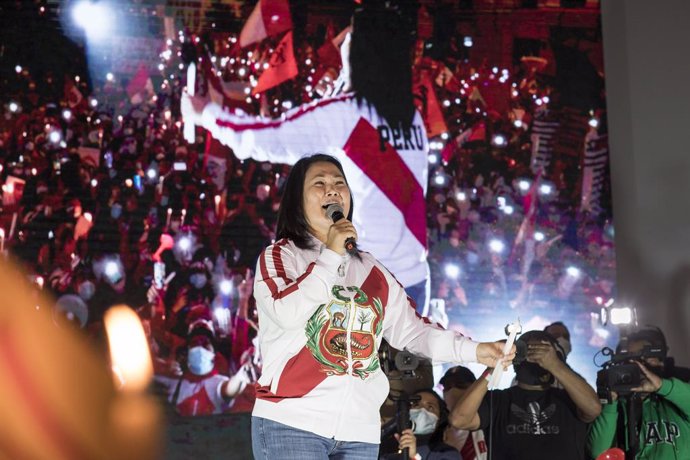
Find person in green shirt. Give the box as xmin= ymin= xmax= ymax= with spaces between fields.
xmin=588 ymin=327 xmax=690 ymax=459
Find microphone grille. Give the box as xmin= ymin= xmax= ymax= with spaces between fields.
xmin=325 ymin=203 xmax=344 ymax=221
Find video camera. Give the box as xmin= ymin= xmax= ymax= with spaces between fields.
xmin=595 ymin=341 xmax=666 ymax=403
xmin=379 ymin=340 xmax=420 ymax=380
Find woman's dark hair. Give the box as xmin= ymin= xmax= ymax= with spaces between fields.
xmin=350 ymin=1 xmax=416 ymax=132
xmin=414 ymin=388 xmax=451 ymax=450
xmin=275 ymin=154 xmax=354 ymax=249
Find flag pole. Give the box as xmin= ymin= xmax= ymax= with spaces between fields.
xmin=184 ymin=62 xmax=196 ymax=144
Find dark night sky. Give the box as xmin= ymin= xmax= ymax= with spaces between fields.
xmin=1 ymin=1 xmax=89 ymax=97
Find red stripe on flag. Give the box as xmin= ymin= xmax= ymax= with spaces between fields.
xmin=343 ymin=119 xmax=427 ymax=247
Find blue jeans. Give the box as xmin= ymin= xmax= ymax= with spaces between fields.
xmin=251 ymin=417 xmax=379 ymax=459
xmin=405 ymin=277 xmax=430 ymax=316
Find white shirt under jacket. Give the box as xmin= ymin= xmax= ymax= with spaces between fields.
xmin=201 ymin=94 xmax=429 ymax=288
xmin=251 ymin=237 xmax=478 ymax=443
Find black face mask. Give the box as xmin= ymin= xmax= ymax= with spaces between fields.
xmin=515 ymin=362 xmax=553 ymax=386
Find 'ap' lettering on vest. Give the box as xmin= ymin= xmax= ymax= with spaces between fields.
xmin=644 ymin=421 xmax=680 ymax=446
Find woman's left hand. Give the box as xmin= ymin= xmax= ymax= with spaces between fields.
xmin=476 ymin=341 xmax=515 ymax=369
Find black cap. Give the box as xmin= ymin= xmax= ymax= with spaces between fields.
xmin=440 ymin=366 xmax=477 ymax=389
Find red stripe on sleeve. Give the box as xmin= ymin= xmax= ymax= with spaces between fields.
xmin=258 ymin=241 xmax=317 ymax=301
xmin=271 ymin=240 xmax=291 ymax=285
xmin=387 ymin=267 xmax=431 ymax=324
xmin=259 ymin=247 xmax=280 ymax=299
xmin=274 ymin=262 xmax=315 ymax=300
xmin=216 ymin=94 xmax=353 ymax=132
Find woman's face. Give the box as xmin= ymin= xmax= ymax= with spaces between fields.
xmin=302 ymin=161 xmax=351 ymax=242
xmin=412 ymin=391 xmax=442 ymax=419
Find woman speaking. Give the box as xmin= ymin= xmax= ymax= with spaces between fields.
xmin=250 ymin=154 xmax=512 ymax=459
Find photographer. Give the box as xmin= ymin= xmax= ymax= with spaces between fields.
xmin=449 ymin=330 xmax=601 ymax=460
xmin=381 ymin=388 xmax=460 ymax=460
xmin=587 ymin=327 xmax=690 ymax=459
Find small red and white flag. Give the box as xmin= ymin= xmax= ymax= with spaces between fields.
xmin=316 ymin=25 xmax=351 ymax=70
xmin=63 ymin=78 xmax=84 ymax=109
xmin=239 ymin=0 xmax=292 ymax=48
xmin=413 ymin=72 xmax=448 ymax=138
xmin=127 ymin=65 xmax=154 ymax=104
xmin=252 ymin=31 xmax=298 ymax=94
xmin=204 ymin=133 xmax=229 ymax=193
xmin=202 ymin=57 xmax=250 ymax=108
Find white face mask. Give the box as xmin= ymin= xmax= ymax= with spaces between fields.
xmin=77 ymin=280 xmax=96 ymax=300
xmin=410 ymin=408 xmax=439 ymax=435
xmin=187 ymin=346 xmax=215 ymax=375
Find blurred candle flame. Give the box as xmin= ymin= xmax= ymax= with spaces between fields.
xmin=104 ymin=305 xmax=153 ymax=393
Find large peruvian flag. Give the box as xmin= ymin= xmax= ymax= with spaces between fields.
xmin=252 ymin=31 xmax=298 ymax=95
xmin=239 ymin=0 xmax=292 ymax=48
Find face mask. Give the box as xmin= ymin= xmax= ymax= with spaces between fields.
xmin=78 ymin=280 xmax=96 ymax=300
xmin=110 ymin=204 xmax=122 ymax=220
xmin=410 ymin=408 xmax=438 ymax=436
xmin=515 ymin=362 xmax=553 ymax=386
xmin=189 ymin=273 xmax=207 ymax=289
xmin=187 ymin=346 xmax=215 ymax=375
xmin=556 ymin=337 xmax=572 ymax=358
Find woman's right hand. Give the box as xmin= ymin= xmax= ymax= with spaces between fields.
xmin=394 ymin=428 xmax=417 ymax=459
xmin=476 ymin=341 xmax=516 ymax=369
xmin=325 ymin=218 xmax=357 ymax=255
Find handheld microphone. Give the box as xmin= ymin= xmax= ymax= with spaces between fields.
xmin=325 ymin=204 xmax=357 ymax=255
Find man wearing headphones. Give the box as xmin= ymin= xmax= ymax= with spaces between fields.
xmin=448 ymin=330 xmax=601 ymax=460
xmin=588 ymin=326 xmax=690 ymax=459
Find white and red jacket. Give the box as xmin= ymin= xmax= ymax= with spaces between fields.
xmin=156 ymin=371 xmax=232 ymax=416
xmin=252 ymin=237 xmax=478 ymax=443
xmin=201 ymin=94 xmax=429 ymax=287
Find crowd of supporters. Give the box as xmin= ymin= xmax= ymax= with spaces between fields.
xmin=0 ymin=4 xmax=615 ymax=420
